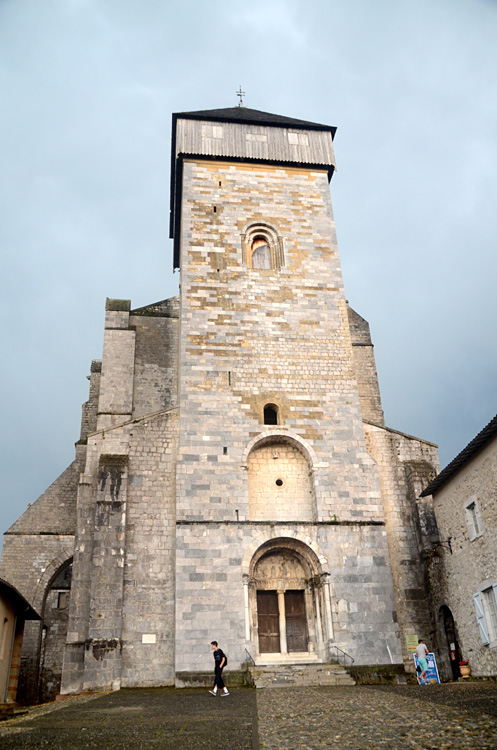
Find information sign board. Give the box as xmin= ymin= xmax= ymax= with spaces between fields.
xmin=414 ymin=652 xmax=440 ymax=684
xmin=405 ymin=634 xmax=418 ymax=653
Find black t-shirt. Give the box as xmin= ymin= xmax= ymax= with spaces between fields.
xmin=213 ymin=648 xmax=225 ymax=668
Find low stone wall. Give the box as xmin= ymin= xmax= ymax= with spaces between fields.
xmin=348 ymin=663 xmax=407 ymax=685
xmin=174 ymin=670 xmax=250 ymax=689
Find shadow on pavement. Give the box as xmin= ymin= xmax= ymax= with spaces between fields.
xmin=0 ymin=687 xmax=257 ymax=750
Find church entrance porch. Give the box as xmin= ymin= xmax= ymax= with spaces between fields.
xmin=257 ymin=590 xmax=308 ymax=655
xmin=248 ymin=538 xmax=332 ymax=664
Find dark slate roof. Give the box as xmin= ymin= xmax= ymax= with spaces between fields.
xmin=0 ymin=577 xmax=41 ymax=620
xmin=174 ymin=107 xmax=336 ymax=136
xmin=169 ymin=106 xmax=336 ymax=269
xmin=420 ymin=413 xmax=497 ymax=496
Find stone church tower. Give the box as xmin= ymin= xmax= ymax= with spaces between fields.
xmin=0 ymin=106 xmax=440 ymax=700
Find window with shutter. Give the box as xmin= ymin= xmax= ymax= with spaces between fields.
xmin=474 ymin=592 xmax=490 ymax=645
xmin=464 ymin=496 xmax=483 ymax=540
xmin=482 ymin=586 xmax=497 ymax=642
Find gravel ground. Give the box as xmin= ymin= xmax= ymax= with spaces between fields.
xmin=256 ymin=683 xmax=497 ymax=750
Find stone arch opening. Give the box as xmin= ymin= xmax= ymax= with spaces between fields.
xmin=246 ymin=538 xmax=332 ymax=662
xmin=437 ymin=604 xmax=462 ymax=682
xmin=247 ymin=435 xmax=316 ymax=522
xmin=37 ymin=558 xmax=73 ymax=703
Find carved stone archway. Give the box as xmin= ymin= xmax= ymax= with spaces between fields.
xmin=243 ymin=537 xmax=333 ymax=663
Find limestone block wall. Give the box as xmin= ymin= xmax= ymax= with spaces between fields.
xmin=174 ymin=156 xmax=402 ymax=673
xmin=121 ymin=409 xmax=179 ymax=688
xmin=95 ymin=297 xmax=179 ymax=429
xmin=97 ymin=302 xmax=136 ymax=430
xmin=175 ymin=522 xmax=401 ymax=673
xmin=363 ymin=422 xmax=439 ymax=669
xmin=176 ymin=159 xmax=384 ymax=526
xmin=61 ymin=407 xmax=179 ymax=694
xmin=347 ymin=306 xmax=384 ymax=426
xmin=428 ymin=437 xmax=497 ymax=677
xmin=130 ymin=304 xmax=179 ymax=417
xmin=39 ymin=586 xmax=70 ymax=702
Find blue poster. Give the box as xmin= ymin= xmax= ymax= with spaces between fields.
xmin=414 ymin=652 xmax=440 ymax=684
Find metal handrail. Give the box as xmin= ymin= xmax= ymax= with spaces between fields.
xmin=244 ymin=648 xmax=255 ymax=666
xmin=329 ymin=645 xmax=354 ymax=666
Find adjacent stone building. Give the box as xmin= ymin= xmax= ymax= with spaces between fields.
xmin=421 ymin=414 xmax=497 ymax=681
xmin=0 ymin=106 xmax=441 ymax=701
xmin=0 ymin=579 xmax=40 ymax=704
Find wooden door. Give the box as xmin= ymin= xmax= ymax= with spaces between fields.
xmin=285 ymin=590 xmax=308 ymax=652
xmin=257 ymin=591 xmax=280 ymax=653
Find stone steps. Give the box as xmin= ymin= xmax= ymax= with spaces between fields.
xmin=249 ymin=662 xmax=356 ymax=688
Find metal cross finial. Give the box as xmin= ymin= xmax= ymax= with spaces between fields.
xmin=236 ymin=85 xmax=245 ymax=107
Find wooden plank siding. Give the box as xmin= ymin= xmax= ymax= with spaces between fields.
xmin=175 ymin=118 xmax=336 ymax=170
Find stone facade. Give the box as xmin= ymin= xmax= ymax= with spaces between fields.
xmin=422 ymin=421 xmax=497 ymax=680
xmin=0 ymin=106 xmax=441 ymax=701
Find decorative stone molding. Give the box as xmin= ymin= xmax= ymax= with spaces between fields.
xmin=241 ymin=220 xmax=284 ymax=269
xmin=241 ymin=430 xmax=318 ymax=469
xmin=33 ymin=548 xmax=74 ymax=614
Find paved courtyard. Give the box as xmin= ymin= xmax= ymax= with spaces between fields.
xmin=257 ymin=683 xmax=497 ymax=749
xmin=0 ymin=682 xmax=496 ymax=749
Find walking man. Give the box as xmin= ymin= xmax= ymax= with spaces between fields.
xmin=415 ymin=639 xmax=430 ymax=684
xmin=209 ymin=640 xmax=229 ymax=696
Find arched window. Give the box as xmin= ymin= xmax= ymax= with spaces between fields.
xmin=242 ymin=222 xmax=284 ymax=270
xmin=264 ymin=404 xmax=279 ymax=425
xmin=251 ymin=237 xmax=272 ymax=269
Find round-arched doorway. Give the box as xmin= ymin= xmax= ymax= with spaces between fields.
xmin=247 ymin=538 xmax=331 ymax=661
xmin=437 ymin=605 xmax=461 ymax=681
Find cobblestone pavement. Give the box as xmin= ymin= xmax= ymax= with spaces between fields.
xmin=0 ymin=687 xmax=256 ymax=749
xmin=256 ymin=683 xmax=497 ymax=750
xmin=1 ymin=683 xmax=497 ymax=749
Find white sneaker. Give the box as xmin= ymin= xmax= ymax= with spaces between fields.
xmin=209 ymin=690 xmax=217 ymax=696
xmin=221 ymin=690 xmax=229 ymax=696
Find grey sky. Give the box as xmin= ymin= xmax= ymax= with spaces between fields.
xmin=1 ymin=0 xmax=496 ymax=544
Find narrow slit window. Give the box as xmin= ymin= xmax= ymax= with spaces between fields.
xmin=264 ymin=404 xmax=279 ymax=425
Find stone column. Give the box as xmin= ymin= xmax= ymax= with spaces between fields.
xmin=322 ymin=573 xmax=334 ymax=643
xmin=304 ymin=587 xmax=316 ymax=653
xmin=277 ymin=590 xmax=287 ymax=654
xmin=314 ymin=586 xmax=324 ymax=649
xmin=243 ymin=575 xmax=250 ymax=641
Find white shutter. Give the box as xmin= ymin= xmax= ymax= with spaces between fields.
xmin=474 ymin=592 xmax=490 ymax=645
xmin=475 ymin=501 xmax=483 ymax=536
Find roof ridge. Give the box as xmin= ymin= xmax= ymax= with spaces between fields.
xmin=173 ymin=106 xmax=335 ymax=133
xmin=421 ymin=412 xmax=497 ymax=496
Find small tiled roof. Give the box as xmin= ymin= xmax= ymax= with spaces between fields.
xmin=0 ymin=577 xmax=40 ymax=620
xmin=174 ymin=107 xmax=336 ymax=136
xmin=420 ymin=413 xmax=497 ymax=496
